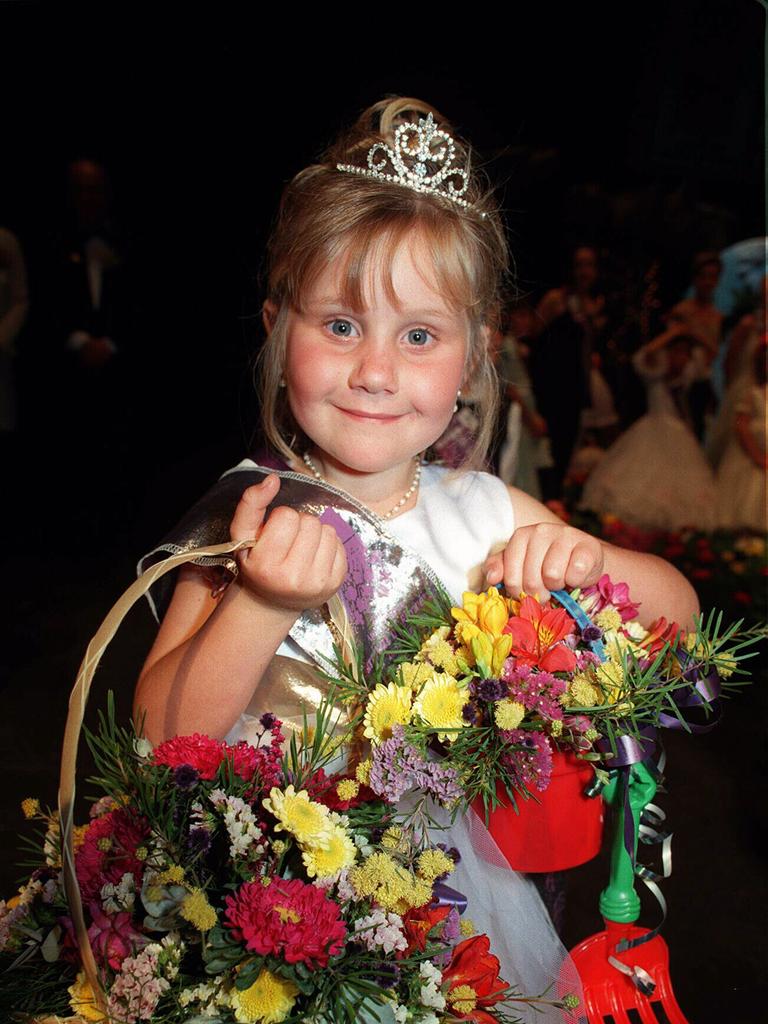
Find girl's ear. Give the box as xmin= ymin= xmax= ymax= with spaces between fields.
xmin=262 ymin=300 xmax=279 ymax=335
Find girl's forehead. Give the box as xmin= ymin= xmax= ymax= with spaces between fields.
xmin=303 ymin=233 xmax=465 ymax=317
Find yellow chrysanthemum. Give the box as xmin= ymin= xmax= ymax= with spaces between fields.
xmin=416 ymin=849 xmax=455 ymax=882
xmin=180 ymin=888 xmax=217 ymax=932
xmin=549 ymin=719 xmax=564 ymax=738
xmin=567 ymin=673 xmax=602 ymax=708
xmin=595 ymin=608 xmax=622 ymax=632
xmin=355 ymin=759 xmax=372 ymax=785
xmin=449 ymin=984 xmax=478 ymax=1014
xmin=395 ymin=660 xmax=435 ymax=691
xmin=362 ymin=682 xmax=413 ymax=743
xmin=301 ymin=822 xmax=357 ymax=879
xmin=336 ymin=779 xmax=359 ymax=801
xmin=413 ymin=674 xmax=469 ymax=742
xmin=73 ymin=824 xmax=90 ymax=852
xmin=460 ymin=917 xmax=475 ymax=937
xmin=263 ymin=785 xmax=333 ymax=847
xmin=452 ymin=588 xmax=510 ymax=638
xmin=380 ymin=825 xmax=403 ymax=850
xmin=68 ymin=970 xmax=106 ymax=1022
xmin=158 ymin=864 xmax=185 ymax=885
xmin=349 ymin=853 xmax=432 ymax=913
xmin=494 ymin=699 xmax=526 ymax=731
xmin=231 ymin=968 xmax=299 ymax=1024
xmin=417 ymin=627 xmax=461 ymax=674
xmin=21 ymin=798 xmax=39 ymax=820
xmin=596 ymin=659 xmax=626 ymax=703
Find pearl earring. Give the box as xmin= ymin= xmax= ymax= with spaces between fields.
xmin=278 ymin=376 xmax=286 ymax=388
xmin=453 ymin=388 xmax=461 ymax=413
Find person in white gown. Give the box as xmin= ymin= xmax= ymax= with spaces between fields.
xmin=715 ymin=343 xmax=767 ymax=532
xmin=580 ymin=325 xmax=718 ymax=531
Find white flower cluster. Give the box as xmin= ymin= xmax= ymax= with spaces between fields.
xmin=419 ymin=959 xmax=447 ymax=1011
xmin=209 ymin=789 xmax=265 ymax=860
xmin=178 ymin=974 xmax=229 ymax=1016
xmin=145 ymin=932 xmax=185 ymax=980
xmin=353 ymin=908 xmax=408 ymax=954
xmin=101 ymin=871 xmax=136 ymax=913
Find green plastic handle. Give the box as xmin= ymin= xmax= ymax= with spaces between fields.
xmin=599 ymin=762 xmax=657 ymax=923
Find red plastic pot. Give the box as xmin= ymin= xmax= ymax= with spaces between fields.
xmin=471 ymin=750 xmax=605 ymax=872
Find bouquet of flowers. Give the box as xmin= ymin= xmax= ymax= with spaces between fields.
xmin=331 ymin=575 xmax=764 ymax=814
xmin=0 ymin=698 xmax=577 ymax=1024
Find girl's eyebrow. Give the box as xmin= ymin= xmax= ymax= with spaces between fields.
xmin=309 ymin=297 xmax=459 ymax=320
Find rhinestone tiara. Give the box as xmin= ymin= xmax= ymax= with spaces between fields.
xmin=336 ymin=112 xmax=473 ymax=210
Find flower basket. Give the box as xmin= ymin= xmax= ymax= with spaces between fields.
xmin=471 ymin=750 xmax=604 ymax=872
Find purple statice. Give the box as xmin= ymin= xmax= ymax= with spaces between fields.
xmin=173 ymin=765 xmax=200 ymax=790
xmin=369 ymin=726 xmax=463 ymax=806
xmin=188 ymin=827 xmax=212 ymax=856
xmin=462 ymin=700 xmax=480 ymax=723
xmin=580 ymin=624 xmax=603 ymax=644
xmin=500 ymin=729 xmax=554 ymax=792
xmin=259 ymin=712 xmax=277 ymax=731
xmin=471 ymin=677 xmax=509 ymax=703
xmin=503 ymin=666 xmax=566 ymax=721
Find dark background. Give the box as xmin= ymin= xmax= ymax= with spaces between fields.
xmin=0 ymin=2 xmax=765 ymax=1021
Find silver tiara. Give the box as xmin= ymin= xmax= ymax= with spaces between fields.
xmin=336 ymin=113 xmax=473 ymax=209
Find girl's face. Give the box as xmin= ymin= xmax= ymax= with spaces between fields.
xmin=282 ymin=234 xmax=470 ymax=482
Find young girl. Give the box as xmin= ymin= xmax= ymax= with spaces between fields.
xmin=133 ymin=97 xmax=699 ymax=1018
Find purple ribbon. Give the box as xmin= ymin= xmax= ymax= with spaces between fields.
xmin=431 ymin=880 xmax=468 ymax=915
xmin=655 ymin=663 xmax=722 ymax=733
xmin=596 ymin=726 xmax=657 ymax=768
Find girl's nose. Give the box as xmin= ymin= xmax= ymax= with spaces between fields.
xmin=347 ymin=340 xmax=398 ymax=394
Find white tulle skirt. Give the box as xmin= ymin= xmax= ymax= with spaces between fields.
xmin=430 ymin=802 xmax=585 ymax=1023
xmin=580 ymin=411 xmax=717 ymax=531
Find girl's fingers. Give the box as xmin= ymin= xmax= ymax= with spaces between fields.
xmin=484 ymin=552 xmax=504 ymax=587
xmin=564 ymin=541 xmax=601 ymax=588
xmin=230 ymin=476 xmax=281 ymax=543
xmin=540 ymin=539 xmax=574 ymax=594
xmin=520 ymin=531 xmax=557 ymax=600
xmin=501 ymin=529 xmax=530 ymax=597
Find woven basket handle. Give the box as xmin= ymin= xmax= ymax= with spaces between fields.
xmin=58 ymin=538 xmax=255 ymax=1009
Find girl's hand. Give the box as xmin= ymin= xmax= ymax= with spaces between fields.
xmin=230 ymin=475 xmax=348 ymax=613
xmin=483 ymin=522 xmax=604 ymax=601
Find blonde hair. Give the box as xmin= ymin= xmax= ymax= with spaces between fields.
xmin=257 ymin=96 xmax=510 ymax=468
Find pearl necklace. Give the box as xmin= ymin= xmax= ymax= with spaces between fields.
xmin=301 ymin=453 xmax=422 ymax=520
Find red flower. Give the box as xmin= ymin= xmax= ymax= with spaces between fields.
xmin=308 ymin=770 xmax=377 ymax=811
xmin=75 ymin=808 xmax=149 ymax=902
xmin=734 ymin=591 xmax=753 ymax=605
xmin=639 ymin=617 xmax=684 ymax=659
xmin=579 ymin=574 xmax=641 ymax=622
xmin=504 ymin=596 xmax=577 ymax=673
xmin=86 ymin=902 xmax=148 ymax=970
xmin=399 ymin=904 xmax=451 ymax=955
xmin=442 ymin=934 xmax=509 ymax=1023
xmin=153 ymin=733 xmax=226 ymax=780
xmin=224 ymin=876 xmax=347 ymax=969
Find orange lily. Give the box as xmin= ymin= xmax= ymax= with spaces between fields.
xmin=503 ymin=595 xmax=577 ymax=673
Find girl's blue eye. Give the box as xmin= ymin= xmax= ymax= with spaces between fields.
xmin=406 ymin=328 xmax=432 ymax=346
xmin=329 ymin=319 xmax=356 ymax=337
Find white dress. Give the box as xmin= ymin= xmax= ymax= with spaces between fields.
xmin=715 ymin=385 xmax=767 ymax=531
xmin=580 ymin=347 xmax=717 ymax=531
xmin=225 ymin=462 xmax=584 ymax=1022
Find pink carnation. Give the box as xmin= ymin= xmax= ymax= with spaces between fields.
xmin=153 ymin=733 xmax=226 ymax=780
xmin=75 ymin=808 xmax=149 ymax=902
xmin=225 ymin=876 xmax=347 ymax=969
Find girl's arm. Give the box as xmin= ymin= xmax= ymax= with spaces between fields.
xmin=484 ymin=486 xmax=700 ymax=630
xmin=134 ymin=475 xmax=347 ymax=744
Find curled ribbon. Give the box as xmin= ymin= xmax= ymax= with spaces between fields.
xmin=431 ymin=880 xmax=468 ymax=915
